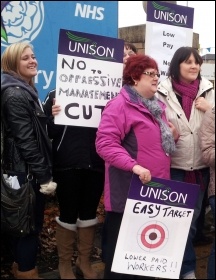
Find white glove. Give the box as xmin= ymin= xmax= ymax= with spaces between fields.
xmin=40 ymin=181 xmax=57 ymax=195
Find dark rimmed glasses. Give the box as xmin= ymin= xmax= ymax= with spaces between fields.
xmin=143 ymin=71 xmax=160 ymax=78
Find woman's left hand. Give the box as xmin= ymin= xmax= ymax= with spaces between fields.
xmin=168 ymin=121 xmax=179 ymax=141
xmin=52 ymin=98 xmax=61 ymax=116
xmin=195 ymin=97 xmax=212 ymax=112
xmin=132 ymin=165 xmax=151 ymax=184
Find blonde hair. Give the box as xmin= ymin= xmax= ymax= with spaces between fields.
xmin=1 ymin=42 xmax=35 ymax=87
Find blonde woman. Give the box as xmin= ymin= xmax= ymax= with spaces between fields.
xmin=1 ymin=42 xmax=57 ymax=279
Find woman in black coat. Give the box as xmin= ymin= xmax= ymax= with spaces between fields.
xmin=43 ymin=88 xmax=104 ymax=279
xmin=1 ymin=42 xmax=57 ymax=279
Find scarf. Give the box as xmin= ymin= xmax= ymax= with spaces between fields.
xmin=129 ymin=86 xmax=176 ymax=155
xmin=172 ymin=79 xmax=200 ymax=120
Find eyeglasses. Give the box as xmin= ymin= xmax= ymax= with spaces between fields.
xmin=143 ymin=72 xmax=160 ymax=78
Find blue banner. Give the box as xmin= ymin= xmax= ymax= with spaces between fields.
xmin=1 ymin=1 xmax=118 ymax=100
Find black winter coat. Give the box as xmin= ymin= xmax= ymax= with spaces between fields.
xmin=1 ymin=74 xmax=52 ymax=184
xmin=43 ymin=89 xmax=104 ymax=172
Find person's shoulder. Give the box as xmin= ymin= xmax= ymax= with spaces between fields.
xmin=48 ymin=89 xmax=56 ymax=97
xmin=2 ymin=86 xmax=24 ymax=99
xmin=201 ymin=107 xmax=215 ymax=130
xmin=205 ymin=106 xmax=215 ymax=119
xmin=200 ymin=109 xmax=215 ymax=135
xmin=158 ymin=77 xmax=171 ymax=87
xmin=200 ymin=77 xmax=214 ymax=89
xmin=201 ymin=76 xmax=213 ymax=83
xmin=1 ymin=87 xmax=28 ymax=111
xmin=103 ymin=89 xmax=125 ymax=112
xmin=43 ymin=88 xmax=56 ymax=104
xmin=157 ymin=98 xmax=167 ymax=108
xmin=157 ymin=77 xmax=172 ymax=95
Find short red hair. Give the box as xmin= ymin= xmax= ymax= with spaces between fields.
xmin=123 ymin=54 xmax=159 ymax=85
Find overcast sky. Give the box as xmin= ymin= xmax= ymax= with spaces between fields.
xmin=118 ymin=1 xmax=215 ymax=54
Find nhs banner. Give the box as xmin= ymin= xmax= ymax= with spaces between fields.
xmin=1 ymin=1 xmax=118 ymax=100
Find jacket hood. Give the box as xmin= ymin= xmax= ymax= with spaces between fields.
xmin=1 ymin=72 xmax=39 ymax=101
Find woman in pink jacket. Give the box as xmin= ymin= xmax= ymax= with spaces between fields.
xmin=96 ymin=54 xmax=178 ymax=279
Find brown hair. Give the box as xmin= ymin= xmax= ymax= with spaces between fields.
xmin=168 ymin=46 xmax=203 ymax=82
xmin=124 ymin=42 xmax=137 ymax=54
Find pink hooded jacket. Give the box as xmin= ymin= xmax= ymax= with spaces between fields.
xmin=96 ymin=85 xmax=171 ymax=213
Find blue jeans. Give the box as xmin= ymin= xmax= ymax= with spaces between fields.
xmin=207 ymin=196 xmax=215 ymax=279
xmin=170 ymin=168 xmax=210 ymax=278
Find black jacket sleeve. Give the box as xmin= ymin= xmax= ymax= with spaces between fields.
xmin=43 ymin=89 xmax=65 ymax=139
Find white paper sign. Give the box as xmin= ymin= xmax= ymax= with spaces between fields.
xmin=145 ymin=2 xmax=194 ymax=82
xmin=54 ymin=29 xmax=124 ymax=128
xmin=111 ymin=175 xmax=199 ymax=279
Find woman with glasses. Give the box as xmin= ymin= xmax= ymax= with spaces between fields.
xmin=156 ymin=46 xmax=215 ymax=279
xmin=95 ymin=54 xmax=179 ymax=279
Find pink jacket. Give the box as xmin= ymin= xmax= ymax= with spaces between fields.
xmin=96 ymin=85 xmax=171 ymax=212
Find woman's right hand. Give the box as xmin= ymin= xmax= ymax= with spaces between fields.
xmin=132 ymin=164 xmax=151 ymax=184
xmin=168 ymin=121 xmax=179 ymax=141
xmin=52 ymin=98 xmax=61 ymax=116
xmin=195 ymin=97 xmax=212 ymax=112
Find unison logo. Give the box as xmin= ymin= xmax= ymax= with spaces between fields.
xmin=152 ymin=1 xmax=188 ymax=27
xmin=140 ymin=181 xmax=188 ymax=206
xmin=66 ymin=31 xmax=115 ymax=61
